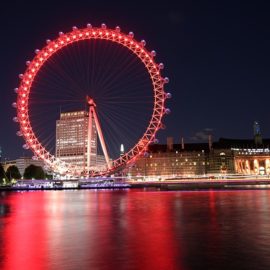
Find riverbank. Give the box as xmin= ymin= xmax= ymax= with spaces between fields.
xmin=128 ymin=178 xmax=270 ymax=190
xmin=1 ymin=178 xmax=270 ymax=191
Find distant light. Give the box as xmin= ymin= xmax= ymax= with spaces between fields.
xmin=120 ymin=144 xmax=124 ymax=153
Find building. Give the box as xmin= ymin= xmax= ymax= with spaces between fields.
xmin=56 ymin=110 xmax=107 ymax=173
xmin=129 ymin=134 xmax=270 ymax=178
xmin=217 ymin=137 xmax=270 ymax=175
xmin=129 ymin=138 xmax=209 ymax=178
xmin=207 ymin=149 xmax=235 ymax=174
xmin=2 ymin=157 xmax=45 ymax=175
xmin=96 ymin=155 xmax=107 ymax=171
xmin=234 ymin=148 xmax=270 ymax=175
xmin=55 ymin=111 xmax=96 ymax=172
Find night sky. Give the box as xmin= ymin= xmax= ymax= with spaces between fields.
xmin=1 ymin=0 xmax=270 ymax=160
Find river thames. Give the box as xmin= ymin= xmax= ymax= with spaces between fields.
xmin=1 ymin=189 xmax=270 ymax=270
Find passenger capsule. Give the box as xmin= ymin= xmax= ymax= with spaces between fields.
xmin=72 ymin=26 xmax=78 ymax=31
xmin=14 ymin=88 xmax=18 ymax=94
xmin=13 ymin=117 xmax=18 ymax=122
xmin=16 ymin=131 xmax=23 ymax=136
xmin=165 ymin=108 xmax=171 ymax=115
xmin=19 ymin=74 xmax=24 ymax=79
xmin=23 ymin=144 xmax=29 ymax=150
xmin=35 ymin=49 xmax=40 ymax=54
xmin=159 ymin=63 xmax=164 ymax=69
xmin=164 ymin=77 xmax=170 ymax=84
xmin=86 ymin=23 xmax=92 ymax=28
xmin=115 ymin=26 xmax=121 ymax=32
xmin=59 ymin=31 xmax=64 ymax=36
xmin=128 ymin=32 xmax=134 ymax=38
xmin=151 ymin=50 xmax=156 ymax=57
xmin=166 ymin=92 xmax=172 ymax=99
xmin=26 ymin=61 xmax=31 ymax=66
xmin=12 ymin=102 xmax=17 ymax=108
xmin=140 ymin=40 xmax=146 ymax=46
xmin=101 ymin=23 xmax=107 ymax=29
xmin=46 ymin=39 xmax=51 ymax=44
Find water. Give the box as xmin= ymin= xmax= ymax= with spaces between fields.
xmin=1 ymin=189 xmax=270 ymax=270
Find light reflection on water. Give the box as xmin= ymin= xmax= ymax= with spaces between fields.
xmin=1 ymin=189 xmax=270 ymax=270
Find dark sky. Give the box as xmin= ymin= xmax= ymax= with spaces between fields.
xmin=1 ymin=0 xmax=270 ymax=160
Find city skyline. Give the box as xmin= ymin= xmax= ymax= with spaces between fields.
xmin=1 ymin=1 xmax=270 ymax=160
xmin=1 ymin=3 xmax=270 ymax=269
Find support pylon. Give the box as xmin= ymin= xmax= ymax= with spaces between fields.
xmin=86 ymin=96 xmax=111 ymax=172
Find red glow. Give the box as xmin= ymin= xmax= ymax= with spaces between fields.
xmin=2 ymin=193 xmax=48 ymax=270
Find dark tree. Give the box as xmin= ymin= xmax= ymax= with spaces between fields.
xmin=6 ymin=165 xmax=21 ymax=180
xmin=0 ymin=163 xmax=7 ymax=183
xmin=23 ymin=164 xmax=45 ymax=179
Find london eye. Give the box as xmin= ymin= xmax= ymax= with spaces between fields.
xmin=13 ymin=23 xmax=171 ymax=177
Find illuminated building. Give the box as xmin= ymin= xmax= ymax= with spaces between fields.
xmin=234 ymin=148 xmax=270 ymax=175
xmin=207 ymin=149 xmax=235 ymax=174
xmin=213 ymin=138 xmax=270 ymax=175
xmin=130 ymin=135 xmax=270 ymax=178
xmin=130 ymin=138 xmax=208 ymax=178
xmin=130 ymin=150 xmax=207 ymax=178
xmin=55 ymin=111 xmax=97 ymax=172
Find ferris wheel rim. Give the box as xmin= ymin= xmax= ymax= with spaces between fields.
xmin=15 ymin=24 xmax=168 ymax=176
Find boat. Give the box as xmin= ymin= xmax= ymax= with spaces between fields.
xmin=6 ymin=178 xmax=130 ymax=190
xmin=78 ymin=178 xmax=130 ymax=189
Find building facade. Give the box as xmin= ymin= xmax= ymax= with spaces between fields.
xmin=129 ymin=150 xmax=207 ymax=178
xmin=129 ymin=139 xmax=210 ymax=178
xmin=234 ymin=148 xmax=270 ymax=175
xmin=55 ymin=110 xmax=105 ymax=173
xmin=208 ymin=149 xmax=235 ymax=174
xmin=129 ymin=136 xmax=270 ymax=178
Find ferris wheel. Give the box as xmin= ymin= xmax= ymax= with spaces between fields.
xmin=13 ymin=23 xmax=171 ymax=177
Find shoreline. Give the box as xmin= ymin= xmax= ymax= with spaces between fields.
xmin=1 ymin=178 xmax=270 ymax=191
xmin=129 ymin=179 xmax=270 ymax=190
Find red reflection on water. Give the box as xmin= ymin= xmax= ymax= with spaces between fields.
xmin=0 ymin=190 xmax=186 ymax=270
xmin=124 ymin=192 xmax=184 ymax=270
xmin=2 ymin=192 xmax=48 ymax=270
xmin=5 ymin=190 xmax=269 ymax=270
